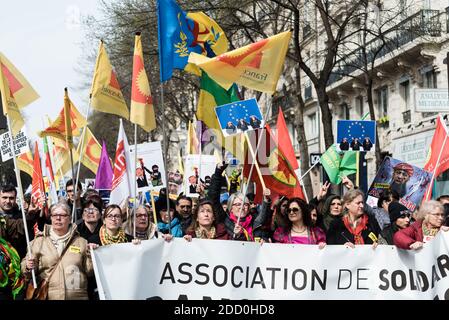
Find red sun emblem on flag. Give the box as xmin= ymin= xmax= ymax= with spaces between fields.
xmin=217 ymin=39 xmax=268 ymax=69
xmin=131 ymin=55 xmax=153 ymax=105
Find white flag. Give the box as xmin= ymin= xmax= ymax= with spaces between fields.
xmin=109 ymin=119 xmax=135 ymax=205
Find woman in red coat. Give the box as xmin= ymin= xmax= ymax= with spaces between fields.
xmin=183 ymin=200 xmax=229 ymax=240
xmin=393 ymin=200 xmax=449 ymax=250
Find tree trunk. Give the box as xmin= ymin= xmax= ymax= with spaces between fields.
xmin=294 ymin=66 xmax=313 ymax=200
xmin=365 ymin=77 xmax=382 ymax=170
xmin=316 ymin=86 xmax=335 ymax=149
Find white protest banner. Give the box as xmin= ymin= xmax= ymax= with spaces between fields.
xmin=92 ymin=232 xmax=449 ymax=300
xmin=0 ymin=128 xmax=29 ymax=161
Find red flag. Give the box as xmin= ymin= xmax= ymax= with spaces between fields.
xmin=276 ymin=108 xmax=306 ymax=200
xmin=423 ymin=115 xmax=449 ymax=200
xmin=31 ymin=142 xmax=45 ymax=210
xmin=244 ymin=125 xmax=305 ymax=203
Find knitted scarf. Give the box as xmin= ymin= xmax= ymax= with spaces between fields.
xmin=49 ymin=227 xmax=73 ymax=256
xmin=195 ymin=226 xmax=216 ymax=239
xmin=229 ymin=212 xmax=253 ymax=241
xmin=422 ymin=223 xmax=439 ymax=241
xmin=99 ymin=225 xmax=127 ymax=245
xmin=343 ymin=214 xmax=368 ymax=245
xmin=0 ymin=237 xmax=24 ymax=299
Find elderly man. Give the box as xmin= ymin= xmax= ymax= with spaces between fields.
xmin=390 ymin=162 xmax=414 ymax=198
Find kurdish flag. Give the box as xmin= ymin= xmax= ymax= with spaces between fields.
xmin=189 ymin=31 xmax=291 ymax=94
xmin=130 ymin=33 xmax=156 ymax=132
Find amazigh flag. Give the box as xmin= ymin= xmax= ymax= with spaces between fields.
xmin=76 ymin=127 xmax=102 ymax=174
xmin=95 ymin=140 xmax=113 ymax=190
xmin=130 ymin=33 xmax=156 ymax=132
xmin=189 ymin=31 xmax=291 ymax=93
xmin=157 ymin=0 xmax=229 ymax=82
xmin=320 ymin=145 xmax=357 ymax=184
xmin=39 ymin=90 xmax=87 ymax=149
xmin=31 ymin=142 xmax=45 ymax=209
xmin=17 ymin=151 xmax=33 ymax=177
xmin=196 ymin=72 xmax=243 ymax=160
xmin=109 ymin=119 xmax=135 ymax=205
xmin=90 ymin=41 xmax=129 ymax=119
xmin=276 ymin=108 xmax=306 ymax=199
xmin=423 ymin=115 xmax=449 ymax=200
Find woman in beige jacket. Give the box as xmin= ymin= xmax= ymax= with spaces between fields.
xmin=22 ymin=202 xmax=93 ymax=300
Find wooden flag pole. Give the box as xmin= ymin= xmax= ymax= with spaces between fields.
xmin=6 ymin=114 xmax=37 ymax=288
xmin=150 ymin=191 xmax=158 ymax=225
xmin=233 ymin=97 xmax=272 ymax=238
xmin=73 ymin=96 xmax=93 ymax=223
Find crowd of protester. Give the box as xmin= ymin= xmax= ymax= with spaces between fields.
xmin=1 ymin=160 xmax=449 ymax=300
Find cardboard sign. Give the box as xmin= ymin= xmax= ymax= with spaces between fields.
xmin=0 ymin=129 xmax=29 ymax=161
xmin=129 ymin=142 xmax=166 ymax=192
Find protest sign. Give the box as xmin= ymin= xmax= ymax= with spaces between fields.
xmin=0 ymin=128 xmax=29 ymax=161
xmin=336 ymin=120 xmax=376 ymax=152
xmin=366 ymin=157 xmax=432 ymax=211
xmin=183 ymin=154 xmax=217 ymax=197
xmin=92 ymin=232 xmax=449 ymax=300
xmin=129 ymin=142 xmax=166 ymax=192
xmin=215 ymin=98 xmax=264 ymax=137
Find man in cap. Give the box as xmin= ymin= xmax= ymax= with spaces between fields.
xmin=380 ymin=202 xmax=411 ymax=244
xmin=390 ymin=162 xmax=414 ymax=198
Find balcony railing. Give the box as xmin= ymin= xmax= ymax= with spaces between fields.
xmin=328 ymin=9 xmax=444 ymax=86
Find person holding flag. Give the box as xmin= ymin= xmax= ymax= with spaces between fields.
xmin=208 ymin=162 xmax=272 ymax=241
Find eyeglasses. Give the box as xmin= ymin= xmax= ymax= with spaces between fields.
xmin=136 ymin=214 xmax=148 ymax=219
xmin=232 ymin=203 xmax=249 ymax=207
xmin=430 ymin=213 xmax=445 ymax=218
xmin=398 ymin=213 xmax=411 ymax=219
xmin=106 ymin=215 xmax=122 ymax=220
xmin=287 ymin=208 xmax=300 ymax=214
xmin=84 ymin=208 xmax=99 ymax=214
xmin=51 ymin=214 xmax=70 ymax=219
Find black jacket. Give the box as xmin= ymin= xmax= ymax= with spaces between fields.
xmin=76 ymin=221 xmax=102 ymax=241
xmin=208 ymin=167 xmax=272 ymax=241
xmin=380 ymin=223 xmax=399 ymax=245
xmin=326 ymin=213 xmax=381 ymax=245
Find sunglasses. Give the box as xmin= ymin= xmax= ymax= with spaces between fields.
xmin=287 ymin=208 xmax=300 ymax=214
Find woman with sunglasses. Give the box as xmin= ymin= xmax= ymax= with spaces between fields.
xmin=394 ymin=200 xmax=449 ymax=250
xmin=273 ymin=198 xmax=326 ymax=248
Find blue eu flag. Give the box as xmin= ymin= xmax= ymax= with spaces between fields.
xmin=215 ymin=98 xmax=264 ymax=136
xmin=337 ymin=120 xmax=376 ymax=151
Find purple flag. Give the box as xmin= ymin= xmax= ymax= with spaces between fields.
xmin=94 ymin=140 xmax=113 ymax=190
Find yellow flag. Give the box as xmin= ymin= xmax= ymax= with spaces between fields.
xmin=76 ymin=127 xmax=102 ymax=174
xmin=17 ymin=151 xmax=33 ymax=177
xmin=189 ymin=31 xmax=292 ymax=94
xmin=40 ymin=92 xmax=87 ymax=149
xmin=90 ymin=41 xmax=129 ymax=119
xmin=0 ymin=68 xmax=25 ymax=135
xmin=130 ymin=33 xmax=156 ymax=132
xmin=52 ymin=140 xmax=79 ymax=177
xmin=0 ymin=52 xmax=39 ymax=109
xmin=187 ymin=121 xmax=199 ymax=154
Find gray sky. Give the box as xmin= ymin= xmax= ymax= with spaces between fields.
xmin=0 ymin=0 xmax=100 ymax=140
